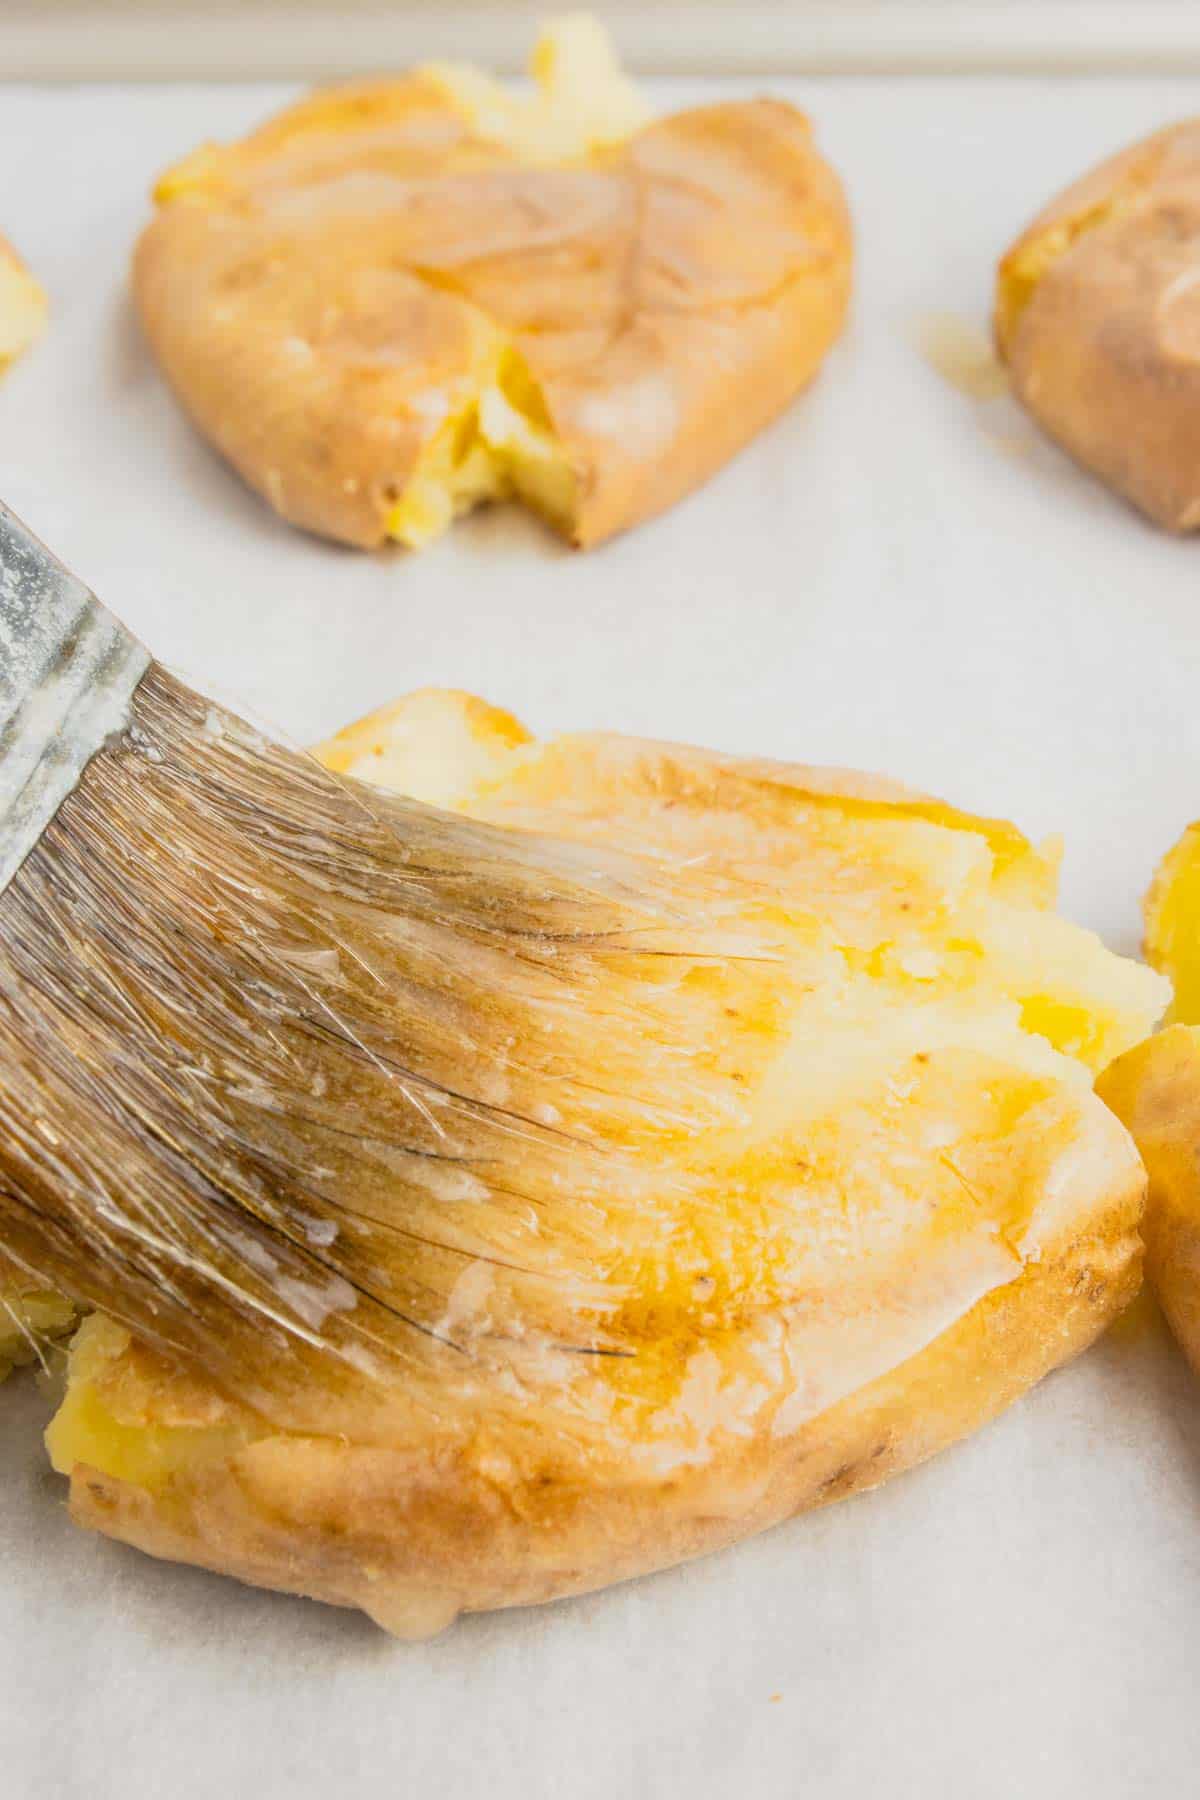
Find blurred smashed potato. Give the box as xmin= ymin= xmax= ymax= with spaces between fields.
xmin=133 ymin=15 xmax=851 ymax=550
xmin=0 ymin=234 xmax=46 ymax=374
xmin=1097 ymin=818 xmax=1200 ymax=1378
xmin=997 ymin=121 xmax=1200 ymax=529
xmin=1099 ymin=1028 xmax=1200 ymax=1379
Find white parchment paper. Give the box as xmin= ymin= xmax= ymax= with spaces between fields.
xmin=2 ymin=74 xmax=1200 ymax=1800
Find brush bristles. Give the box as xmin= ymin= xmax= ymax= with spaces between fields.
xmin=0 ymin=666 xmax=780 ymax=1419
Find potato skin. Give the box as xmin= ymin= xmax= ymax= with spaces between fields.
xmin=996 ymin=120 xmax=1200 ymax=531
xmin=133 ymin=86 xmax=851 ymax=550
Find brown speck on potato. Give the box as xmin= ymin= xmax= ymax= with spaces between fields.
xmin=819 ymin=1461 xmax=858 ymax=1494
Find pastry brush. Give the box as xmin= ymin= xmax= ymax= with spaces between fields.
xmin=0 ymin=501 xmax=765 ymax=1410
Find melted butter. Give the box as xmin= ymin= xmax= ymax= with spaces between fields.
xmin=914 ymin=312 xmax=1009 ymax=400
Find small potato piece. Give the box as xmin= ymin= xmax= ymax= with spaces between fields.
xmin=996 ymin=120 xmax=1200 ymax=530
xmin=133 ymin=18 xmax=851 ymax=551
xmin=1098 ymin=1027 xmax=1200 ymax=1377
xmin=0 ymin=234 xmax=46 ymax=373
xmin=0 ymin=1263 xmax=76 ymax=1380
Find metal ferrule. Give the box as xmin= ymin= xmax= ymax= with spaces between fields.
xmin=0 ymin=502 xmax=150 ymax=894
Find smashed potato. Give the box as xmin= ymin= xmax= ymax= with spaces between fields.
xmin=133 ymin=17 xmax=851 ymax=550
xmin=997 ymin=120 xmax=1200 ymax=529
xmin=42 ymin=691 xmax=1163 ymax=1634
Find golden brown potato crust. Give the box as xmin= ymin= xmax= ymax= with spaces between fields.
xmin=68 ymin=1193 xmax=1141 ymax=1635
xmin=996 ymin=120 xmax=1200 ymax=530
xmin=133 ymin=83 xmax=851 ymax=548
xmin=1098 ymin=1025 xmax=1200 ymax=1377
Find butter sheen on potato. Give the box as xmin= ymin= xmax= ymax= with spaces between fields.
xmin=132 ymin=17 xmax=852 ymax=550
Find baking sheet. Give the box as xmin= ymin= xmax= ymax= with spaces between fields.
xmin=12 ymin=4 xmax=1200 ymax=80
xmin=3 ymin=74 xmax=1200 ymax=1800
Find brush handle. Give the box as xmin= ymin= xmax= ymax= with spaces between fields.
xmin=0 ymin=501 xmax=150 ymax=894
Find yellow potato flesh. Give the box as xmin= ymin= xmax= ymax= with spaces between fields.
xmin=1145 ymin=822 xmax=1200 ymax=1023
xmin=385 ymin=349 xmax=577 ymax=549
xmin=46 ymin=1317 xmax=252 ymax=1491
xmin=424 ymin=12 xmax=651 ymax=165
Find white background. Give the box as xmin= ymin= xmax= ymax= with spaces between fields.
xmin=3 ymin=74 xmax=1200 ymax=1799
